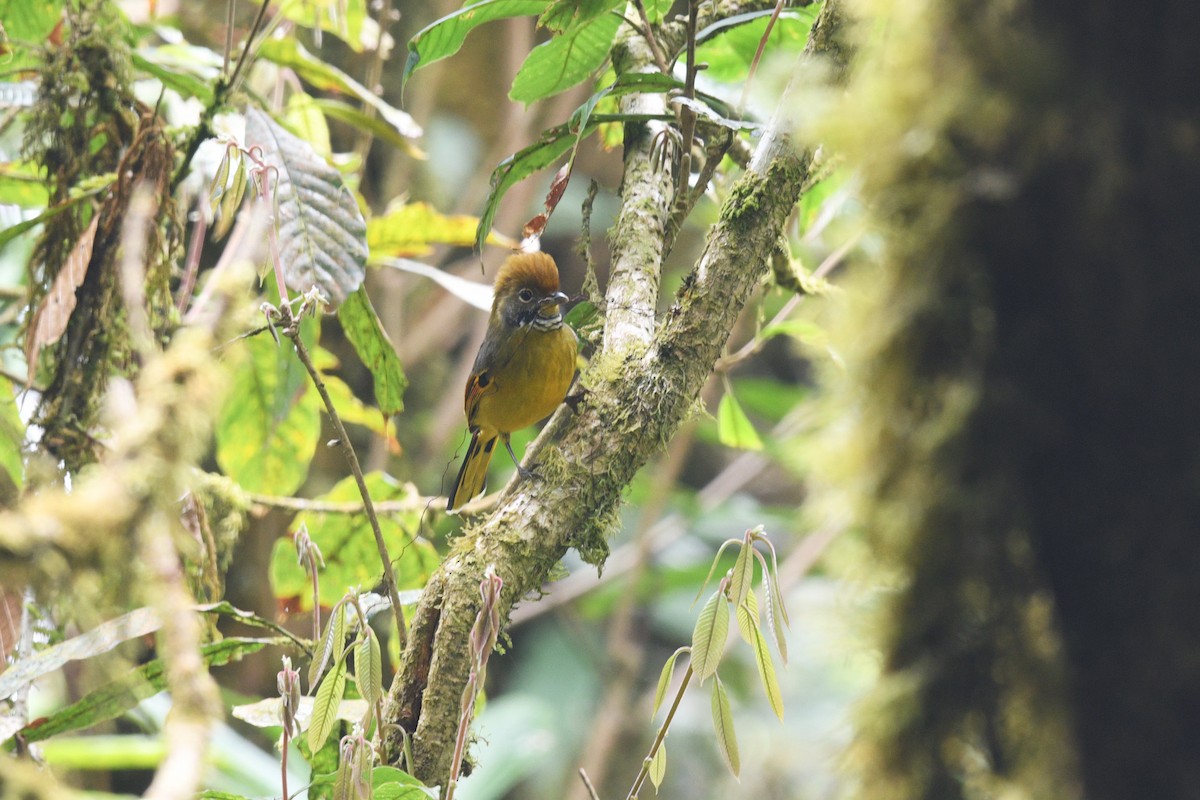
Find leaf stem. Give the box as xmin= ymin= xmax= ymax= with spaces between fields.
xmin=626 ymin=664 xmax=693 ymax=800
xmin=282 ymin=318 xmax=409 ymax=651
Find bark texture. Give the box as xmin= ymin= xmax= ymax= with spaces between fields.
xmin=828 ymin=0 xmax=1200 ymax=798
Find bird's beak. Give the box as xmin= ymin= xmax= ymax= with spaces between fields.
xmin=538 ymin=292 xmax=569 ymax=314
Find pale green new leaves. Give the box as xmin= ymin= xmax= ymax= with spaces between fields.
xmin=710 ymin=675 xmax=739 ymax=778
xmin=309 ymin=653 xmax=348 ymax=752
xmin=690 ymin=591 xmax=729 ymax=684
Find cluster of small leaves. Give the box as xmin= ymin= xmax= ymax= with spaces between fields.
xmin=637 ymin=527 xmax=789 ymax=794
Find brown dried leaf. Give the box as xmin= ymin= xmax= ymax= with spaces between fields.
xmin=521 ymin=160 xmax=573 ymax=240
xmin=26 ymin=214 xmax=99 ymax=379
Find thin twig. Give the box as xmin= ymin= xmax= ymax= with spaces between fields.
xmin=228 ymin=0 xmax=271 ymax=92
xmin=352 ymin=0 xmax=397 ymax=163
xmin=247 ymin=491 xmax=434 ymax=515
xmin=630 ymin=0 xmax=670 ymax=75
xmin=283 ymin=320 xmax=408 ymax=650
xmin=737 ymin=0 xmax=788 ymax=112
xmin=578 ymin=769 xmax=601 ymax=800
xmin=625 ymin=665 xmax=693 ymax=800
xmin=177 ymin=197 xmax=207 ymax=313
xmin=223 ymin=0 xmax=236 ymax=75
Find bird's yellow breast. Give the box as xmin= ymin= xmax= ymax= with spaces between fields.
xmin=473 ymin=326 xmax=576 ymax=435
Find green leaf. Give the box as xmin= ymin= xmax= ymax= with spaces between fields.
xmin=368 ymin=201 xmax=507 ymax=258
xmin=0 ymin=193 xmax=93 ymax=253
xmin=475 ymin=110 xmax=668 ymax=251
xmin=0 ymin=0 xmax=63 ymax=73
xmin=734 ymin=589 xmax=759 ymax=647
xmin=694 ymin=9 xmax=818 ymax=83
xmin=760 ymin=567 xmax=788 ymax=664
xmin=710 ymin=675 xmax=740 ymax=778
xmin=0 ymin=375 xmax=25 ymax=491
xmin=269 ymin=473 xmax=438 ymax=609
xmin=19 ymin=638 xmax=279 ymax=744
xmin=284 ymin=91 xmax=333 ymax=158
xmin=338 ymin=287 xmax=407 ymax=417
xmin=690 ymin=590 xmax=729 ymax=683
xmin=215 ymin=324 xmax=321 ymax=496
xmin=652 ymin=647 xmax=688 ymax=717
xmin=403 ymin=0 xmax=548 ymax=88
xmin=538 ymin=0 xmax=621 ymax=32
xmin=0 ymin=162 xmax=49 ymax=207
xmin=132 ymin=43 xmax=222 ymax=105
xmin=649 ymin=740 xmax=667 ymax=790
xmin=0 ymin=608 xmax=161 ymax=702
xmin=509 ymin=12 xmax=621 ymax=104
xmin=309 ymin=602 xmax=348 ymax=690
xmin=314 ymin=98 xmax=425 ymax=159
xmin=244 ymin=108 xmax=368 ymax=307
xmin=258 ymin=38 xmax=422 ymax=141
xmin=279 ymin=0 xmax=379 ymax=53
xmin=749 ymin=621 xmax=784 ymax=722
xmin=309 ymin=653 xmax=348 ymax=752
xmin=372 ymin=766 xmax=439 ymax=799
xmin=199 ymin=792 xmax=256 ymax=800
xmin=355 ymin=629 xmax=383 ymax=710
xmin=728 ymin=537 xmax=755 ymax=608
xmin=717 ymin=392 xmax=763 ymax=451
xmin=643 ymin=0 xmax=670 ymax=24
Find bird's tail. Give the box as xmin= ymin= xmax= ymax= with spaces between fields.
xmin=447 ymin=430 xmax=497 ymax=512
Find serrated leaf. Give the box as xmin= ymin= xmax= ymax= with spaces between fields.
xmin=749 ymin=623 xmax=784 ymax=722
xmin=735 ymin=590 xmax=759 ymax=647
xmin=269 ymin=473 xmax=439 ymax=609
xmin=717 ymin=392 xmax=763 ymax=451
xmin=0 ymin=608 xmax=161 ymax=702
xmin=728 ymin=538 xmax=755 ymax=608
xmin=18 ymin=638 xmax=278 ymax=743
xmin=244 ymin=107 xmax=368 ymax=306
xmin=760 ymin=568 xmax=788 ymax=664
xmin=309 ymin=654 xmax=348 ymax=752
xmin=649 ymin=741 xmax=667 ymax=790
xmin=710 ymin=675 xmax=740 ymax=777
xmin=652 ymin=647 xmax=687 ymax=717
xmin=338 ymin=287 xmax=407 ymax=417
xmin=510 ymin=12 xmax=621 ymax=104
xmin=690 ymin=591 xmax=729 ymax=683
xmin=309 ymin=602 xmax=348 ymax=690
xmin=215 ymin=320 xmax=321 ymax=496
xmin=356 ymin=630 xmax=383 ymax=710
xmin=403 ymin=0 xmax=548 ymax=88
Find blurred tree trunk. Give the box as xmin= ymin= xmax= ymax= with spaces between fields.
xmin=832 ymin=1 xmax=1200 ymax=798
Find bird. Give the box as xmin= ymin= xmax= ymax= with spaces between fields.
xmin=447 ymin=252 xmax=578 ymax=512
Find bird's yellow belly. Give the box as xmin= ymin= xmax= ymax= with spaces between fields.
xmin=476 ymin=328 xmax=576 ymax=434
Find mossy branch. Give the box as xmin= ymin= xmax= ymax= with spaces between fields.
xmin=379 ymin=1 xmax=847 ymax=783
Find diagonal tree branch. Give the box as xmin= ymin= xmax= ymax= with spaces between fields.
xmin=381 ymin=0 xmax=846 ymax=784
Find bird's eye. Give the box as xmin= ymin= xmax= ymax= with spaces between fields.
xmin=517 ymin=288 xmax=534 ymax=303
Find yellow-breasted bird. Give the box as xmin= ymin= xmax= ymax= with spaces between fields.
xmin=447 ymin=252 xmax=578 ymax=512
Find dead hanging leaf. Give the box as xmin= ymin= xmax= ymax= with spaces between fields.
xmin=25 ymin=214 xmax=99 ymax=381
xmin=521 ymin=160 xmax=574 ymax=241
